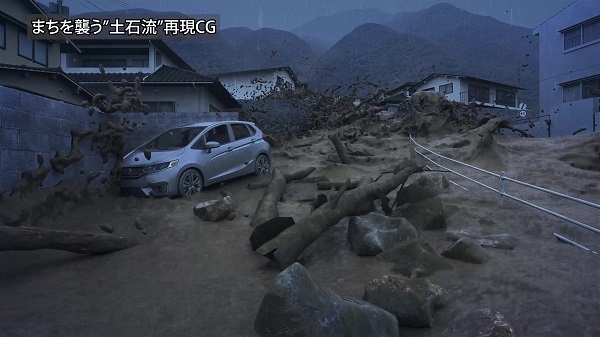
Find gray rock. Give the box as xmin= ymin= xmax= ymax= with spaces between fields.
xmin=399 ymin=196 xmax=446 ymax=230
xmin=254 ymin=262 xmax=399 ymax=337
xmin=443 ymin=308 xmax=514 ymax=337
xmin=376 ymin=239 xmax=453 ymax=278
xmin=394 ymin=183 xmax=439 ymax=207
xmin=441 ymin=238 xmax=491 ymax=264
xmin=446 ymin=231 xmax=519 ymax=250
xmin=348 ymin=213 xmax=418 ymax=256
xmin=363 ymin=275 xmax=448 ymax=327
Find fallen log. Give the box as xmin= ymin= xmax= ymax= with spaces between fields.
xmin=256 ymin=160 xmax=422 ymax=269
xmin=249 ymin=167 xmax=316 ymax=227
xmin=317 ymin=181 xmax=359 ymax=191
xmin=349 ymin=177 xmax=376 ymax=216
xmin=328 ymin=135 xmax=352 ymax=164
xmin=0 ymin=225 xmax=136 ymax=254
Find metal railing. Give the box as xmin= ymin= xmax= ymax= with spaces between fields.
xmin=409 ymin=135 xmax=600 ymax=239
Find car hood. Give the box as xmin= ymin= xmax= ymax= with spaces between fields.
xmin=123 ymin=148 xmax=185 ymax=167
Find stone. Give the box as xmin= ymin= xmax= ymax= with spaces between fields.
xmin=347 ymin=213 xmax=418 ymax=256
xmin=193 ymin=196 xmax=239 ymax=222
xmin=363 ymin=275 xmax=448 ymax=327
xmin=376 ymin=239 xmax=453 ymax=278
xmin=399 ymin=196 xmax=446 ymax=230
xmin=254 ymin=263 xmax=399 ymax=337
xmin=441 ymin=238 xmax=491 ymax=264
xmin=443 ymin=308 xmax=514 ymax=337
xmin=445 ymin=231 xmax=519 ymax=250
xmin=394 ymin=183 xmax=439 ymax=207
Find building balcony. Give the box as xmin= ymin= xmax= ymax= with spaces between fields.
xmin=459 ymin=91 xmax=527 ymax=110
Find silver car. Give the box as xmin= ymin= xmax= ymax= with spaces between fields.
xmin=120 ymin=121 xmax=271 ymax=197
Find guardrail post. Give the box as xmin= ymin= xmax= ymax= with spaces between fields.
xmin=498 ymin=171 xmax=506 ymax=206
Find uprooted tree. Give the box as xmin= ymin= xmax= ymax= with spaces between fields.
xmin=253 ymin=159 xmax=423 ymax=269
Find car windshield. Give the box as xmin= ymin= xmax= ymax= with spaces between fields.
xmin=144 ymin=127 xmax=206 ymax=150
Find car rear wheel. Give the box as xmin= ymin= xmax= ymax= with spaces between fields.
xmin=178 ymin=169 xmax=203 ymax=196
xmin=255 ymin=154 xmax=270 ymax=175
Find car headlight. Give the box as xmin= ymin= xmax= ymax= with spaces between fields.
xmin=143 ymin=159 xmax=179 ymax=174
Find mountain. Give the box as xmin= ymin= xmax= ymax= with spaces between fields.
xmin=292 ymin=9 xmax=393 ymax=50
xmin=392 ymin=3 xmax=539 ymax=109
xmin=307 ymin=23 xmax=460 ymax=96
xmin=167 ymin=27 xmax=318 ymax=78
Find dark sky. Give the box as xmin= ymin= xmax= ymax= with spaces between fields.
xmin=54 ymin=0 xmax=576 ymax=30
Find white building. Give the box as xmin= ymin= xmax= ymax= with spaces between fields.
xmin=385 ymin=73 xmax=527 ymax=112
xmin=62 ymin=40 xmax=239 ymax=112
xmin=213 ymin=66 xmax=303 ymax=100
xmin=529 ymin=0 xmax=600 ymax=137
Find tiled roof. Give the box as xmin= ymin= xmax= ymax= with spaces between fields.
xmin=145 ymin=65 xmax=217 ymax=82
xmin=68 ymin=72 xmax=149 ymax=83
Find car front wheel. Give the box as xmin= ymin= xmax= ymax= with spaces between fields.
xmin=255 ymin=154 xmax=270 ymax=175
xmin=178 ymin=169 xmax=203 ymax=196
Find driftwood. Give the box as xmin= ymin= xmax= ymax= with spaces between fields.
xmin=328 ymin=135 xmax=352 ymax=164
xmin=317 ymin=181 xmax=360 ymax=191
xmin=0 ymin=225 xmax=136 ymax=254
xmin=249 ymin=167 xmax=316 ymax=227
xmin=249 ymin=217 xmax=295 ymax=251
xmin=247 ymin=170 xmax=323 ymax=190
xmin=349 ymin=177 xmax=376 ymax=216
xmin=330 ymin=179 xmax=351 ymax=209
xmin=255 ymin=160 xmax=422 ymax=269
xmin=193 ymin=195 xmax=239 ymax=221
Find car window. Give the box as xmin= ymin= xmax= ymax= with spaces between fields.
xmin=231 ymin=124 xmax=251 ymax=140
xmin=205 ymin=125 xmax=231 ymax=144
xmin=146 ymin=127 xmax=205 ymax=150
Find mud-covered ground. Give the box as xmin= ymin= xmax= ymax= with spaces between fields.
xmin=0 ymin=130 xmax=599 ymax=337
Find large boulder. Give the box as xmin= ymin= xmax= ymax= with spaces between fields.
xmin=254 ymin=262 xmax=399 ymax=337
xmin=398 ymin=196 xmax=446 ymax=230
xmin=348 ymin=213 xmax=418 ymax=256
xmin=445 ymin=231 xmax=519 ymax=250
xmin=441 ymin=237 xmax=491 ymax=264
xmin=443 ymin=308 xmax=514 ymax=337
xmin=376 ymin=239 xmax=453 ymax=278
xmin=394 ymin=183 xmax=439 ymax=207
xmin=363 ymin=275 xmax=448 ymax=327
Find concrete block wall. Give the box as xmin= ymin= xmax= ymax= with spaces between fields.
xmin=0 ymin=85 xmax=238 ymax=195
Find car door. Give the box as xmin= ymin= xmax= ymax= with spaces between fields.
xmin=190 ymin=124 xmax=236 ymax=184
xmin=227 ymin=123 xmax=256 ymax=176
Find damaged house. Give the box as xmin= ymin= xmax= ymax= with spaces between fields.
xmin=382 ymin=73 xmax=528 ymax=116
xmin=212 ymin=66 xmax=303 ymax=100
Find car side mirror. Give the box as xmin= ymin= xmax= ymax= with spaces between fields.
xmin=205 ymin=141 xmax=220 ymax=153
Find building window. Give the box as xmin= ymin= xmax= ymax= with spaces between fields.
xmin=439 ymin=83 xmax=453 ymax=94
xmin=18 ymin=31 xmax=48 ymax=66
xmin=564 ymin=16 xmax=600 ymax=50
xmin=496 ymin=89 xmax=516 ymax=107
xmin=145 ymin=101 xmax=175 ymax=112
xmin=563 ymin=83 xmax=581 ymax=102
xmin=468 ymin=84 xmax=490 ymax=103
xmin=0 ymin=22 xmax=5 ymax=49
xmin=582 ymin=76 xmax=600 ymax=99
xmin=18 ymin=31 xmax=33 ymax=59
xmin=131 ymin=58 xmax=149 ymax=67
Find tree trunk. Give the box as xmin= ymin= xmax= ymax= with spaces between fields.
xmin=255 ymin=161 xmax=422 ymax=269
xmin=328 ymin=135 xmax=352 ymax=164
xmin=249 ymin=167 xmax=316 ymax=228
xmin=0 ymin=225 xmax=136 ymax=254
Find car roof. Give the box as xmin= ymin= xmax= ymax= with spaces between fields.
xmin=181 ymin=120 xmax=255 ymax=128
